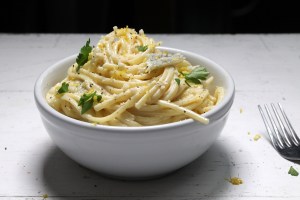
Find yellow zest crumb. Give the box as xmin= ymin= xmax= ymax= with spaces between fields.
xmin=88 ymin=88 xmax=95 ymax=93
xmin=247 ymin=131 xmax=251 ymax=135
xmin=254 ymin=134 xmax=261 ymax=141
xmin=112 ymin=70 xmax=127 ymax=80
xmin=240 ymin=108 xmax=243 ymax=113
xmin=42 ymin=194 xmax=48 ymax=199
xmin=70 ymin=82 xmax=80 ymax=87
xmin=227 ymin=177 xmax=243 ymax=185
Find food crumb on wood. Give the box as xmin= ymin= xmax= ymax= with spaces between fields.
xmin=288 ymin=166 xmax=299 ymax=176
xmin=226 ymin=177 xmax=243 ymax=185
xmin=253 ymin=134 xmax=262 ymax=141
xmin=42 ymin=193 xmax=48 ymax=199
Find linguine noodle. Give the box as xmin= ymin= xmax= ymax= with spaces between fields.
xmin=46 ymin=26 xmax=224 ymax=126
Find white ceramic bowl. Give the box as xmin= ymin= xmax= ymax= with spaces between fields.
xmin=34 ymin=47 xmax=235 ymax=180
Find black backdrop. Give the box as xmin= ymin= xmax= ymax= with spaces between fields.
xmin=1 ymin=0 xmax=300 ymax=33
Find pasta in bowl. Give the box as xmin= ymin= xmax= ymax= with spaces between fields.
xmin=34 ymin=27 xmax=234 ymax=179
xmin=46 ymin=27 xmax=223 ymax=126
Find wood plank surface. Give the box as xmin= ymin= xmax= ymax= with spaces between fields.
xmin=0 ymin=34 xmax=300 ymax=199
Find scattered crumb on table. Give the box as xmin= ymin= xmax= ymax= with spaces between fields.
xmin=253 ymin=134 xmax=262 ymax=141
xmin=288 ymin=166 xmax=299 ymax=176
xmin=227 ymin=177 xmax=243 ymax=185
xmin=42 ymin=193 xmax=48 ymax=199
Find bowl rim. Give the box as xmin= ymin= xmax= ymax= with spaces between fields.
xmin=34 ymin=47 xmax=235 ymax=132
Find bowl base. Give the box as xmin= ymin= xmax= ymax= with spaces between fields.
xmin=77 ymin=163 xmax=180 ymax=181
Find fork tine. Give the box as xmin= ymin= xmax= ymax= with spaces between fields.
xmin=271 ymin=103 xmax=292 ymax=147
xmin=264 ymin=104 xmax=286 ymax=148
xmin=278 ymin=103 xmax=300 ymax=146
xmin=258 ymin=105 xmax=283 ymax=149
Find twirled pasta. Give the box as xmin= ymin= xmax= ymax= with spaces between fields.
xmin=46 ymin=26 xmax=224 ymax=126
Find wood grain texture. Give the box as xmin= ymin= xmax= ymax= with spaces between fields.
xmin=0 ymin=34 xmax=300 ymax=200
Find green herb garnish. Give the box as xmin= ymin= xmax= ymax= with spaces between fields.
xmin=76 ymin=38 xmax=93 ymax=72
xmin=175 ymin=78 xmax=180 ymax=85
xmin=288 ymin=166 xmax=299 ymax=176
xmin=78 ymin=91 xmax=102 ymax=114
xmin=136 ymin=45 xmax=148 ymax=52
xmin=182 ymin=66 xmax=209 ymax=84
xmin=57 ymin=82 xmax=69 ymax=94
xmin=185 ymin=80 xmax=191 ymax=87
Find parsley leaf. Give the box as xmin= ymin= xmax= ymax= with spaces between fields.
xmin=182 ymin=66 xmax=209 ymax=84
xmin=185 ymin=80 xmax=191 ymax=87
xmin=76 ymin=38 xmax=93 ymax=72
xmin=288 ymin=166 xmax=299 ymax=176
xmin=136 ymin=45 xmax=148 ymax=52
xmin=57 ymin=82 xmax=69 ymax=94
xmin=78 ymin=91 xmax=102 ymax=114
xmin=175 ymin=78 xmax=180 ymax=85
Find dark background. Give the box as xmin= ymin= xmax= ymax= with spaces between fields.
xmin=1 ymin=0 xmax=300 ymax=33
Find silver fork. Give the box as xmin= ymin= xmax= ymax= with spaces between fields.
xmin=258 ymin=103 xmax=300 ymax=160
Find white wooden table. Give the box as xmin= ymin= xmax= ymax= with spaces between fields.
xmin=1 ymin=34 xmax=300 ymax=200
